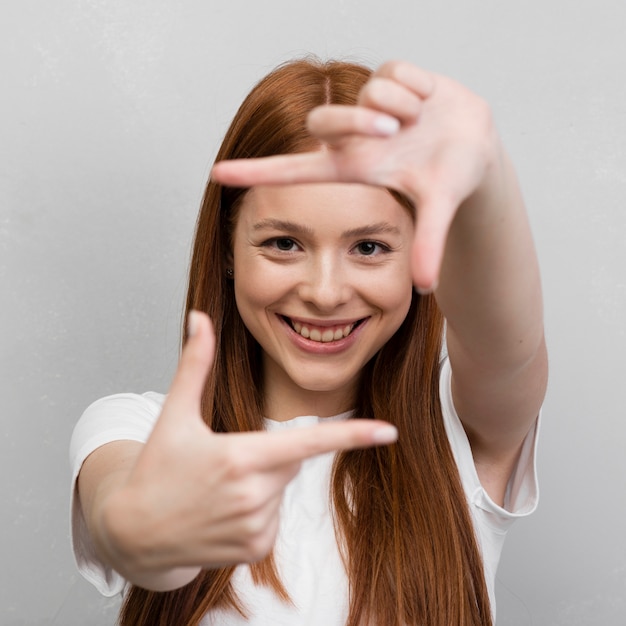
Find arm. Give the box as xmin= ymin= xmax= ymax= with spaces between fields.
xmin=211 ymin=61 xmax=548 ymax=506
xmin=435 ymin=142 xmax=547 ymax=506
xmin=77 ymin=441 xmax=202 ymax=591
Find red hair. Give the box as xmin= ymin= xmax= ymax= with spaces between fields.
xmin=119 ymin=57 xmax=492 ymax=626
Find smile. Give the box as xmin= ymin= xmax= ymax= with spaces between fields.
xmin=282 ymin=316 xmax=365 ymax=343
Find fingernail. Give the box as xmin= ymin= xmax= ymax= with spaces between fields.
xmin=187 ymin=310 xmax=200 ymax=337
xmin=374 ymin=115 xmax=400 ymax=136
xmin=372 ymin=425 xmax=398 ymax=444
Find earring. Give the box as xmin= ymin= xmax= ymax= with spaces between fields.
xmin=226 ymin=268 xmax=234 ymax=278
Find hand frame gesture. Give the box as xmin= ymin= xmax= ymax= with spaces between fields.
xmin=211 ymin=61 xmax=499 ymax=293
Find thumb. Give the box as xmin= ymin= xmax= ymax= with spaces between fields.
xmin=162 ymin=310 xmax=216 ymax=421
xmin=411 ymin=195 xmax=456 ymax=293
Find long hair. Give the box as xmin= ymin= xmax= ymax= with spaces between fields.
xmin=119 ymin=58 xmax=493 ymax=626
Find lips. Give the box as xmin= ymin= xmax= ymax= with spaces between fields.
xmin=282 ymin=316 xmax=365 ymax=343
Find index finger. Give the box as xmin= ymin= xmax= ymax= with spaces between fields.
xmin=211 ymin=151 xmax=338 ymax=187
xmin=239 ymin=419 xmax=398 ymax=470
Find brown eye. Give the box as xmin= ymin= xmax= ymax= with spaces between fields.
xmin=275 ymin=238 xmax=296 ymax=251
xmin=356 ymin=241 xmax=377 ymax=255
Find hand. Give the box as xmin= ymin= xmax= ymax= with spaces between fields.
xmin=101 ymin=311 xmax=398 ymax=579
xmin=211 ymin=61 xmax=499 ymax=292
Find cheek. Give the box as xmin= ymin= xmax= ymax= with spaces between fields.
xmin=233 ymin=282 xmax=266 ymax=347
xmin=377 ymin=276 xmax=414 ymax=336
xmin=233 ymin=249 xmax=273 ymax=305
xmin=233 ymin=265 xmax=288 ymax=330
xmin=234 ymin=275 xmax=269 ymax=313
xmin=389 ymin=286 xmax=413 ymax=330
xmin=367 ymin=264 xmax=413 ymax=309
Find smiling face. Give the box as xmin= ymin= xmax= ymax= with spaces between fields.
xmin=231 ymin=182 xmax=414 ymax=420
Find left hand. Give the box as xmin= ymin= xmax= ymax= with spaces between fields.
xmin=211 ymin=60 xmax=500 ymax=292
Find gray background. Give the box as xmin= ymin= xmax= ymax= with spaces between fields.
xmin=1 ymin=1 xmax=625 ymax=624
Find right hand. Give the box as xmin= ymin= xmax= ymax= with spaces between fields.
xmin=212 ymin=61 xmax=499 ymax=293
xmin=99 ymin=311 xmax=398 ymax=583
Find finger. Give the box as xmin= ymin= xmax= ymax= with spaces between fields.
xmin=307 ymin=105 xmax=400 ymax=142
xmin=357 ymin=78 xmax=422 ymax=124
xmin=211 ymin=152 xmax=338 ymax=187
xmin=196 ymin=495 xmax=283 ymax=567
xmin=164 ymin=310 xmax=216 ymax=418
xmin=238 ymin=419 xmax=398 ymax=470
xmin=410 ymin=194 xmax=457 ymax=293
xmin=374 ymin=60 xmax=435 ymax=99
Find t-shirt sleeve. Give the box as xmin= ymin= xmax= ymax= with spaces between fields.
xmin=439 ymin=356 xmax=540 ymax=526
xmin=438 ymin=356 xmax=540 ymax=616
xmin=68 ymin=392 xmax=165 ymax=596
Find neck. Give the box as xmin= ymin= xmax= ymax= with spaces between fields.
xmin=262 ymin=361 xmax=357 ymax=421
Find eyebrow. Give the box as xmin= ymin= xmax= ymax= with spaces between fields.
xmin=252 ymin=219 xmax=402 ymax=238
xmin=342 ymin=223 xmax=402 ymax=238
xmin=252 ymin=219 xmax=314 ymax=236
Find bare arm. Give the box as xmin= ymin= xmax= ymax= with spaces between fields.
xmin=212 ymin=61 xmax=548 ymax=506
xmin=435 ymin=143 xmax=547 ymax=505
xmin=77 ymin=441 xmax=203 ymax=591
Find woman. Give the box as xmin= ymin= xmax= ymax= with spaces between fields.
xmin=70 ymin=57 xmax=547 ymax=625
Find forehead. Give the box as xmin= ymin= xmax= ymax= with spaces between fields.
xmin=236 ymin=183 xmax=413 ymax=230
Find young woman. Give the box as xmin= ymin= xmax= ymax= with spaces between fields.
xmin=70 ymin=57 xmax=547 ymax=626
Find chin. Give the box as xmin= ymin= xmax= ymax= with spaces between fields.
xmin=296 ymin=379 xmax=347 ymax=394
xmin=290 ymin=371 xmax=356 ymax=396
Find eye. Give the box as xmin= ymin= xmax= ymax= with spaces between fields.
xmin=275 ymin=238 xmax=297 ymax=251
xmin=355 ymin=241 xmax=387 ymax=256
xmin=262 ymin=237 xmax=301 ymax=252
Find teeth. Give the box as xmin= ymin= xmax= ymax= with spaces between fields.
xmin=321 ymin=329 xmax=334 ymax=342
xmin=289 ymin=319 xmax=357 ymax=343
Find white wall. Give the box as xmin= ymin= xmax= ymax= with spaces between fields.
xmin=2 ymin=1 xmax=625 ymax=624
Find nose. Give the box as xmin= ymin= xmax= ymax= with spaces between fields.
xmin=298 ymin=253 xmax=351 ymax=312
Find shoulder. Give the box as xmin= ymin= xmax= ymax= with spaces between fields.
xmin=70 ymin=392 xmax=166 ymax=472
xmin=74 ymin=391 xmax=166 ymax=434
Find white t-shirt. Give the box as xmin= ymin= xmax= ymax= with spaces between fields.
xmin=69 ymin=358 xmax=540 ymax=624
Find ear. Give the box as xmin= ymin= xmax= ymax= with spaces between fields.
xmin=224 ymin=248 xmax=234 ymax=268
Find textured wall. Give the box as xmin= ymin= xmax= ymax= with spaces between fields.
xmin=1 ymin=1 xmax=625 ymax=623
